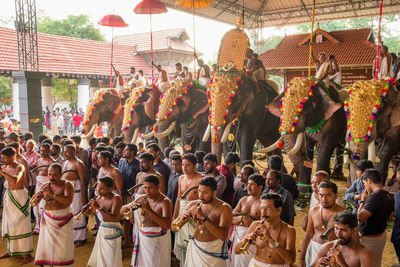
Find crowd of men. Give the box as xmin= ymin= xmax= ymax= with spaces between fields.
xmin=0 ymin=128 xmax=399 ymax=267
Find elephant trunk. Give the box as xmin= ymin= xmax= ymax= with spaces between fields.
xmin=81 ymin=124 xmax=97 ymax=139
xmin=282 ymin=133 xmax=303 ymax=167
xmin=154 ymin=121 xmax=176 ymax=139
xmin=211 ymin=128 xmax=224 ymax=164
xmin=131 ymin=127 xmax=140 ymax=144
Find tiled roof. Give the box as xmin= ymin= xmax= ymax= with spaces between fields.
xmin=114 ymin=28 xmax=199 ymax=54
xmin=0 ymin=27 xmax=151 ymax=77
xmin=259 ymin=28 xmax=376 ymax=70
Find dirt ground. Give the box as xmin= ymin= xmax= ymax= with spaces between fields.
xmin=0 ymin=157 xmax=398 ymax=266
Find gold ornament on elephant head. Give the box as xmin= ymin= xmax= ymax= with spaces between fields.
xmin=83 ymin=88 xmax=117 ymax=126
xmin=156 ymin=78 xmax=189 ymax=122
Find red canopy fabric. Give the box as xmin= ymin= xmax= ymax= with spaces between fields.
xmin=98 ymin=14 xmax=129 ymax=27
xmin=134 ymin=0 xmax=168 ymax=15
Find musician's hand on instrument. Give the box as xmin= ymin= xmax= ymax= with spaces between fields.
xmin=189 ymin=203 xmax=205 ymax=221
xmin=328 ymin=245 xmax=346 ymax=266
xmin=360 ymin=191 xmax=368 ymax=202
xmin=140 ymin=198 xmax=151 ymax=212
xmin=241 ymin=215 xmax=253 ymax=226
xmin=92 ymin=201 xmax=101 ymax=210
xmin=316 ymin=256 xmax=331 ymax=267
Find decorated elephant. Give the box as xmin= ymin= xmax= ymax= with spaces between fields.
xmin=81 ymin=88 xmax=124 ymax=139
xmin=121 ymin=85 xmax=162 ymax=144
xmin=345 ymin=78 xmax=400 ymax=185
xmin=202 ymin=23 xmax=281 ymax=163
xmin=264 ymin=77 xmax=347 ymax=187
xmin=149 ymin=78 xmax=211 ymax=154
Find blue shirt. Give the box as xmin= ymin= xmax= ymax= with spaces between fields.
xmin=344 ymin=178 xmax=365 ymax=214
xmin=118 ymin=158 xmax=140 ymax=193
xmin=154 ymin=160 xmax=171 ymax=187
xmin=167 ymin=171 xmax=183 ymax=208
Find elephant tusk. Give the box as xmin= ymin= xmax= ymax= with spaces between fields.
xmin=258 ymin=137 xmax=282 ymax=154
xmin=288 ymin=132 xmax=303 ymax=155
xmin=368 ymin=140 xmax=376 ymax=163
xmin=81 ymin=124 xmax=97 ymax=139
xmin=220 ymin=122 xmax=233 ymax=143
xmin=344 ymin=142 xmax=350 ymax=164
xmin=154 ymin=121 xmax=176 ymax=139
xmin=141 ymin=131 xmax=154 ymax=140
xmin=202 ymin=125 xmax=211 ymax=143
xmin=131 ymin=128 xmax=140 ymax=144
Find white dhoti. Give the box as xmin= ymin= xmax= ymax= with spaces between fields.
xmin=185 ymin=237 xmax=228 ymax=267
xmin=305 ymin=239 xmax=323 ymax=267
xmin=328 ymin=72 xmax=342 ymax=86
xmin=69 ymin=179 xmax=87 ymax=242
xmin=132 ymin=193 xmax=145 ymax=244
xmin=34 ymin=175 xmax=48 ymax=233
xmin=1 ymin=189 xmax=33 ymax=256
xmin=87 ymin=222 xmax=123 ymax=267
xmin=158 ymin=82 xmax=170 ymax=93
xmin=228 ymin=225 xmax=254 ymax=267
xmin=248 ymin=258 xmax=289 ymax=267
xmin=198 ymin=77 xmax=210 ymax=88
xmin=34 ymin=207 xmax=74 ymax=266
xmin=174 ymin=199 xmax=196 ymax=264
xmin=360 ymin=232 xmax=387 ymax=267
xmin=131 ymin=226 xmax=171 ymax=267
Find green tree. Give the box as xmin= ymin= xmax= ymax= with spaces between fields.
xmin=37 ymin=15 xmax=105 ymax=42
xmin=51 ymin=78 xmax=77 ymax=107
xmin=0 ymin=76 xmax=13 ymax=109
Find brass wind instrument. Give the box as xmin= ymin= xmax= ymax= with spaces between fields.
xmin=122 ymin=195 xmax=148 ymax=220
xmin=239 ymin=220 xmax=266 ymax=254
xmin=172 ymin=201 xmax=201 ymax=231
xmin=30 ymin=182 xmax=51 ymax=207
xmin=74 ymin=195 xmax=99 ymax=221
xmin=320 ymin=226 xmax=335 ymax=242
xmin=330 ymin=241 xmax=340 ymax=267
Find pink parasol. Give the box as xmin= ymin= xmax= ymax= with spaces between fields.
xmin=134 ymin=0 xmax=168 ymax=84
xmin=98 ymin=14 xmax=129 ymax=87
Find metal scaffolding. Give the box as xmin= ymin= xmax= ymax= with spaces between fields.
xmin=14 ymin=0 xmax=39 ymax=71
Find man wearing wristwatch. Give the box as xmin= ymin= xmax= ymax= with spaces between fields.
xmin=33 ymin=163 xmax=75 ymax=266
xmin=175 ymin=176 xmax=232 ymax=267
xmin=235 ymin=193 xmax=296 ymax=267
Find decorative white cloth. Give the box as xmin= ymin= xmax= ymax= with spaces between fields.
xmin=87 ymin=222 xmax=123 ymax=267
xmin=132 ymin=193 xmax=145 ymax=244
xmin=158 ymin=81 xmax=170 ymax=93
xmin=378 ymin=57 xmax=394 ymax=79
xmin=328 ymin=71 xmax=342 ymax=86
xmin=1 ymin=189 xmax=33 ymax=256
xmin=198 ymin=77 xmax=210 ymax=88
xmin=34 ymin=207 xmax=74 ymax=266
xmin=248 ymin=258 xmax=289 ymax=267
xmin=305 ymin=239 xmax=323 ymax=267
xmin=131 ymin=226 xmax=171 ymax=267
xmin=174 ymin=199 xmax=196 ymax=264
xmin=360 ymin=231 xmax=387 ymax=267
xmin=33 ymin=175 xmax=48 ymax=233
xmin=228 ymin=225 xmax=254 ymax=267
xmin=185 ymin=237 xmax=228 ymax=267
xmin=69 ymin=179 xmax=87 ymax=242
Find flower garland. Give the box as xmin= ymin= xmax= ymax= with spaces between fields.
xmin=83 ymin=89 xmax=117 ymax=126
xmin=279 ymin=82 xmax=316 ymax=135
xmin=154 ymin=83 xmax=191 ymax=130
xmin=121 ymin=87 xmax=151 ymax=132
xmin=207 ymin=77 xmax=243 ymax=130
xmin=344 ymin=78 xmax=393 ymax=143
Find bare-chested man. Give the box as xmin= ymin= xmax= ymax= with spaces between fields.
xmin=229 ymin=174 xmax=264 ymax=267
xmin=32 ymin=143 xmax=55 ymax=233
xmin=313 ymin=211 xmax=373 ymax=267
xmin=97 ymin=150 xmax=123 ymax=197
xmin=62 ymin=144 xmax=87 ymax=247
xmin=50 ymin=143 xmax=64 ymax=165
xmin=87 ymin=176 xmax=123 ymax=267
xmin=0 ymin=147 xmax=33 ymax=264
xmin=173 ymin=176 xmax=232 ymax=267
xmin=135 ymin=152 xmax=165 ymax=195
xmin=299 ymin=181 xmax=345 ymax=267
xmin=7 ymin=142 xmax=29 ymax=189
xmin=372 ymin=38 xmax=394 ymax=79
xmin=33 ymin=163 xmax=75 ymax=266
xmin=172 ymin=153 xmax=204 ymax=265
xmin=153 ymin=62 xmax=170 ymax=93
xmin=236 ymin=193 xmax=296 ymax=267
xmin=122 ymin=175 xmax=172 ymax=266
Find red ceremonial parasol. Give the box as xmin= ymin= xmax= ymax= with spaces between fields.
xmin=98 ymin=14 xmax=129 ymax=88
xmin=134 ymin=0 xmax=168 ymax=84
xmin=175 ymin=0 xmax=213 ymax=78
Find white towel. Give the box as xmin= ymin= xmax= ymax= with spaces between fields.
xmin=185 ymin=237 xmax=228 ymax=267
xmin=69 ymin=179 xmax=87 ymax=242
xmin=305 ymin=239 xmax=323 ymax=267
xmin=174 ymin=199 xmax=196 ymax=263
xmin=248 ymin=258 xmax=289 ymax=267
xmin=227 ymin=225 xmax=254 ymax=267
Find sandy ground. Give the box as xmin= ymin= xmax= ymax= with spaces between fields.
xmin=0 ymin=157 xmax=398 ymax=266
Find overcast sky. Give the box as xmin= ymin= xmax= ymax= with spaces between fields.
xmin=1 ymin=0 xmax=299 ymax=62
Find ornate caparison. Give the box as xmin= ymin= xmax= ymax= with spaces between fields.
xmin=121 ymin=87 xmax=151 ymax=131
xmin=83 ymin=88 xmax=118 ymax=126
xmin=279 ymin=77 xmax=316 ymax=135
xmin=155 ymin=78 xmax=189 ymax=126
xmin=344 ymin=79 xmax=393 ymax=143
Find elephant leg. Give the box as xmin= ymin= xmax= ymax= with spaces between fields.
xmin=299 ymin=137 xmax=316 ymax=190
xmin=331 ymin=144 xmax=345 ymax=180
xmin=238 ymin=120 xmax=257 ymax=163
xmin=158 ymin=136 xmax=170 ymax=153
xmin=375 ymin=126 xmax=400 ymax=185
